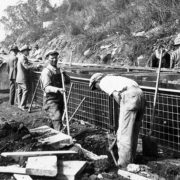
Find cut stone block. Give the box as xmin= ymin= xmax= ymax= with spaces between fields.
xmin=26 ymin=156 xmax=57 ymax=177
xmin=57 ymin=161 xmax=87 ymax=180
xmin=13 ymin=174 xmax=32 ymax=180
xmin=30 ymin=125 xmax=73 ymax=148
xmin=118 ymin=169 xmax=151 ymax=180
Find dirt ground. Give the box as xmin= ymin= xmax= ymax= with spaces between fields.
xmin=0 ymin=90 xmax=180 ymax=180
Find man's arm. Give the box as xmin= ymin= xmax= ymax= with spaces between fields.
xmin=112 ymin=91 xmax=120 ymax=104
xmin=21 ymin=56 xmax=40 ymax=70
xmin=40 ymin=69 xmax=64 ymax=94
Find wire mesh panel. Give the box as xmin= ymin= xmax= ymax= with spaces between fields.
xmin=141 ymin=90 xmax=180 ymax=152
xmin=30 ymin=72 xmax=180 ymax=153
xmin=29 ymin=72 xmax=43 ymax=108
xmin=67 ymin=80 xmax=115 ymax=131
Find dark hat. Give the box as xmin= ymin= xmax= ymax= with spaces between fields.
xmin=45 ymin=50 xmax=59 ymax=58
xmin=89 ymin=73 xmax=104 ymax=90
xmin=20 ymin=45 xmax=31 ymax=52
xmin=10 ymin=45 xmax=19 ymax=52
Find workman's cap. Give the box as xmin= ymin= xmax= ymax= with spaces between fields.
xmin=20 ymin=45 xmax=31 ymax=52
xmin=10 ymin=45 xmax=19 ymax=52
xmin=45 ymin=50 xmax=59 ymax=58
xmin=89 ymin=73 xmax=104 ymax=90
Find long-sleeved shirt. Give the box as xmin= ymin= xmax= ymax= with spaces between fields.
xmin=99 ymin=75 xmax=138 ymax=96
xmin=170 ymin=47 xmax=180 ymax=68
xmin=16 ymin=53 xmax=34 ymax=83
xmin=40 ymin=64 xmax=70 ymax=96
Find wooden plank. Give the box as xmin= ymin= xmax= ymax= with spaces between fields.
xmin=0 ymin=166 xmax=26 ymax=174
xmin=26 ymin=156 xmax=57 ymax=177
xmin=1 ymin=150 xmax=76 ymax=157
xmin=13 ymin=174 xmax=32 ymax=180
xmin=57 ymin=161 xmax=87 ymax=180
xmin=118 ymin=169 xmax=151 ymax=180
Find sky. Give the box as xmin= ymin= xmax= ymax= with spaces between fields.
xmin=0 ymin=0 xmax=63 ymax=42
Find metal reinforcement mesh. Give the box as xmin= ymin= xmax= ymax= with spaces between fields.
xmin=30 ymin=72 xmax=180 ymax=153
xmin=28 ymin=72 xmax=43 ymax=108
xmin=142 ymin=90 xmax=180 ymax=152
xmin=66 ymin=81 xmax=115 ymax=131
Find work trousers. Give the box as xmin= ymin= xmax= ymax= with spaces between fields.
xmin=117 ymin=86 xmax=145 ymax=167
xmin=9 ymin=79 xmax=16 ymax=105
xmin=43 ymin=93 xmax=64 ymax=131
xmin=17 ymin=83 xmax=29 ymax=108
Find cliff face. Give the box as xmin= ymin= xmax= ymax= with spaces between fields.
xmin=1 ymin=0 xmax=180 ymax=67
xmin=31 ymin=30 xmax=174 ymax=67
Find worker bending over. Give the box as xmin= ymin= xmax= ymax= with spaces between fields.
xmin=89 ymin=73 xmax=146 ymax=168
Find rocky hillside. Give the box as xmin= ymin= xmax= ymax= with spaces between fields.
xmin=31 ymin=27 xmax=177 ymax=67
xmin=1 ymin=0 xmax=180 ymax=66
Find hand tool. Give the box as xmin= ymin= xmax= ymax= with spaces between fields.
xmin=28 ymin=78 xmax=40 ymax=113
xmin=107 ymin=133 xmax=118 ymax=166
xmin=142 ymin=49 xmax=163 ymax=157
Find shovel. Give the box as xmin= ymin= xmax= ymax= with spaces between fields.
xmin=142 ymin=49 xmax=163 ymax=157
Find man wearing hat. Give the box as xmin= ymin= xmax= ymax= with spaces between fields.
xmin=40 ymin=50 xmax=70 ymax=130
xmin=146 ymin=44 xmax=170 ymax=68
xmin=89 ymin=73 xmax=145 ymax=168
xmin=170 ymin=36 xmax=180 ymax=68
xmin=16 ymin=45 xmax=37 ymax=111
xmin=6 ymin=45 xmax=19 ymax=105
xmin=30 ymin=44 xmax=42 ymax=61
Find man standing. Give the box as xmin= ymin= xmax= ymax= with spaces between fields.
xmin=6 ymin=45 xmax=19 ymax=105
xmin=146 ymin=45 xmax=170 ymax=68
xmin=16 ymin=45 xmax=34 ymax=111
xmin=40 ymin=50 xmax=70 ymax=131
xmin=170 ymin=37 xmax=180 ymax=68
xmin=89 ymin=73 xmax=145 ymax=168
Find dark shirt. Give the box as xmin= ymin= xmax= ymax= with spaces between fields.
xmin=147 ymin=52 xmax=171 ymax=68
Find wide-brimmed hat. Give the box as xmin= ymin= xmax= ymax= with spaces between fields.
xmin=10 ymin=45 xmax=19 ymax=52
xmin=89 ymin=73 xmax=104 ymax=90
xmin=20 ymin=45 xmax=31 ymax=52
xmin=45 ymin=50 xmax=59 ymax=58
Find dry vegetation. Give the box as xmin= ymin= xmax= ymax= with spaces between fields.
xmin=1 ymin=0 xmax=180 ymax=65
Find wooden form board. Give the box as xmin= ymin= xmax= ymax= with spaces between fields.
xmin=1 ymin=150 xmax=76 ymax=157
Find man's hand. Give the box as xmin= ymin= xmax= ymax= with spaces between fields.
xmin=112 ymin=91 xmax=120 ymax=104
xmin=57 ymin=88 xmax=65 ymax=94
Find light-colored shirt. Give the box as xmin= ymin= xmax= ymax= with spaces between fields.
xmin=40 ymin=64 xmax=61 ymax=95
xmin=170 ymin=47 xmax=180 ymax=68
xmin=99 ymin=75 xmax=138 ymax=96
